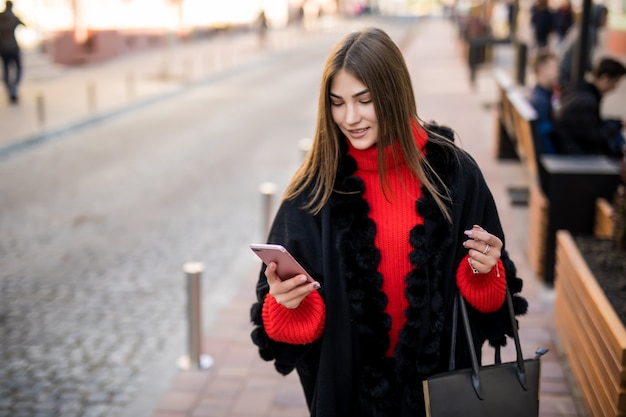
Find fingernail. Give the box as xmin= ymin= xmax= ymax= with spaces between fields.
xmin=464 ymin=230 xmax=473 ymax=236
xmin=462 ymin=240 xmax=468 ymax=247
xmin=313 ymin=282 xmax=321 ymax=289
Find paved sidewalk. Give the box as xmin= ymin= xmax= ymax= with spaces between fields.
xmin=148 ymin=17 xmax=608 ymax=417
xmin=0 ymin=23 xmax=333 ymax=160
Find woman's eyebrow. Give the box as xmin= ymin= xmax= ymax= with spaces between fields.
xmin=329 ymin=89 xmax=370 ymax=99
xmin=352 ymin=89 xmax=370 ymax=98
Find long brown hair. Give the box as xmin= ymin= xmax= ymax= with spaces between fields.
xmin=284 ymin=27 xmax=456 ymax=222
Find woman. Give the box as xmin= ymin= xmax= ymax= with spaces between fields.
xmin=250 ymin=27 xmax=527 ymax=417
xmin=530 ymin=0 xmax=554 ymax=48
xmin=553 ymin=0 xmax=573 ymax=42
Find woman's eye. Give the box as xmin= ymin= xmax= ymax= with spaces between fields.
xmin=360 ymin=99 xmax=372 ymax=104
xmin=331 ymin=101 xmax=343 ymax=107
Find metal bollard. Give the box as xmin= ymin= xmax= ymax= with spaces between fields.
xmin=36 ymin=94 xmax=45 ymax=128
xmin=159 ymin=59 xmax=170 ymax=81
xmin=183 ymin=58 xmax=192 ymax=80
xmin=87 ymin=81 xmax=96 ymax=114
xmin=126 ymin=72 xmax=135 ymax=101
xmin=259 ymin=182 xmax=277 ymax=238
xmin=208 ymin=53 xmax=218 ymax=73
xmin=298 ymin=138 xmax=312 ymax=161
xmin=177 ymin=262 xmax=213 ymax=370
xmin=217 ymin=50 xmax=224 ymax=70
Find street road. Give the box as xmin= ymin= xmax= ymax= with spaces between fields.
xmin=0 ymin=19 xmax=414 ymax=417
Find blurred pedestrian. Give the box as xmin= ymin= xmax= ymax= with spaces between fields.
xmin=530 ymin=0 xmax=554 ymax=48
xmin=0 ymin=0 xmax=24 ymax=104
xmin=558 ymin=3 xmax=608 ymax=88
xmin=257 ymin=10 xmax=269 ymax=48
xmin=554 ymin=57 xmax=626 ymax=157
xmin=250 ymin=27 xmax=527 ymax=417
xmin=529 ymin=51 xmax=560 ymax=154
xmin=506 ymin=0 xmax=516 ymax=37
xmin=553 ymin=0 xmax=573 ymax=43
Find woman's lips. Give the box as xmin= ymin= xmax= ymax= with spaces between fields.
xmin=348 ymin=128 xmax=369 ymax=138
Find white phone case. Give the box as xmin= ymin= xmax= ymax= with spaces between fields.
xmin=250 ymin=243 xmax=314 ymax=282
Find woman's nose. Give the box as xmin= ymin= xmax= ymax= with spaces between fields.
xmin=345 ymin=104 xmax=361 ymax=124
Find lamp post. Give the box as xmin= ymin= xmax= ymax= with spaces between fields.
xmin=572 ymin=0 xmax=593 ymax=87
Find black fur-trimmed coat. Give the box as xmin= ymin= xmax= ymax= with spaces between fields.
xmin=250 ymin=125 xmax=528 ymax=417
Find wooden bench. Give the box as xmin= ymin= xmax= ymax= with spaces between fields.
xmin=595 ymin=198 xmax=616 ymax=239
xmin=493 ymin=69 xmax=542 ymax=181
xmin=493 ymin=71 xmax=622 ymax=284
xmin=554 ymin=230 xmax=626 ymax=417
xmin=493 ymin=68 xmax=521 ymax=160
xmin=507 ymin=89 xmax=542 ymax=182
xmin=503 ymin=90 xmax=553 ymax=278
xmin=527 ymin=182 xmax=549 ymax=277
xmin=492 ymin=71 xmax=549 ymax=277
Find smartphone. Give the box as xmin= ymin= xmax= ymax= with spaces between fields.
xmin=250 ymin=243 xmax=314 ymax=282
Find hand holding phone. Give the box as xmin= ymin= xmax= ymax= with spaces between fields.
xmin=250 ymin=243 xmax=314 ymax=283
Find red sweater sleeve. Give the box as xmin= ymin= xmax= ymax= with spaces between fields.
xmin=456 ymin=255 xmax=506 ymax=312
xmin=262 ymin=291 xmax=326 ymax=344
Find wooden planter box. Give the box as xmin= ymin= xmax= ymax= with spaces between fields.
xmin=528 ymin=181 xmax=548 ymax=277
xmin=595 ymin=198 xmax=615 ymax=239
xmin=554 ymin=230 xmax=626 ymax=417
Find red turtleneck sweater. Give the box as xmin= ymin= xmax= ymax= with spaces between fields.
xmin=263 ymin=130 xmax=506 ymax=354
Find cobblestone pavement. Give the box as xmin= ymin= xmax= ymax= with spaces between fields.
xmin=0 ymin=17 xmax=417 ymax=417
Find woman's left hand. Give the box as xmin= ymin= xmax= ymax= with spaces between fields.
xmin=463 ymin=224 xmax=502 ymax=274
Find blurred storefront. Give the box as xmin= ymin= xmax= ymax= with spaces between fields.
xmin=10 ymin=0 xmax=298 ymax=65
xmin=375 ymin=0 xmax=446 ymax=16
xmin=605 ymin=0 xmax=626 ymax=56
xmin=12 ymin=0 xmax=621 ymax=64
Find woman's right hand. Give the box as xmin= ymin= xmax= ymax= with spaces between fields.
xmin=265 ymin=262 xmax=321 ymax=309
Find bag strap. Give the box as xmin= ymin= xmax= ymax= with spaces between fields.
xmin=450 ymin=287 xmax=529 ymax=400
xmin=448 ymin=292 xmax=503 ymax=367
xmin=447 ymin=292 xmax=459 ymax=371
xmin=502 ymin=289 xmax=529 ymax=390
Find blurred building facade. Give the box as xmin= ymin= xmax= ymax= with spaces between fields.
xmin=605 ymin=0 xmax=626 ymax=56
xmin=10 ymin=0 xmax=321 ymax=65
xmin=11 ymin=0 xmax=623 ymax=64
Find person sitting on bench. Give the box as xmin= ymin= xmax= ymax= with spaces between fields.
xmin=529 ymin=51 xmax=560 ymax=154
xmin=554 ymin=57 xmax=626 ymax=157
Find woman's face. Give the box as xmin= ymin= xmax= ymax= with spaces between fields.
xmin=330 ymin=70 xmax=379 ymax=150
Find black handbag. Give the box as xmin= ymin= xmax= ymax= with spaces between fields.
xmin=423 ymin=289 xmax=548 ymax=417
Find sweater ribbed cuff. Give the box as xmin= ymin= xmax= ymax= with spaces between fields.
xmin=262 ymin=291 xmax=326 ymax=344
xmin=456 ymin=256 xmax=506 ymax=313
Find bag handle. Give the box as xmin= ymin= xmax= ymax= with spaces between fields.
xmin=449 ymin=287 xmax=529 ymax=400
xmin=447 ymin=293 xmax=459 ymax=371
